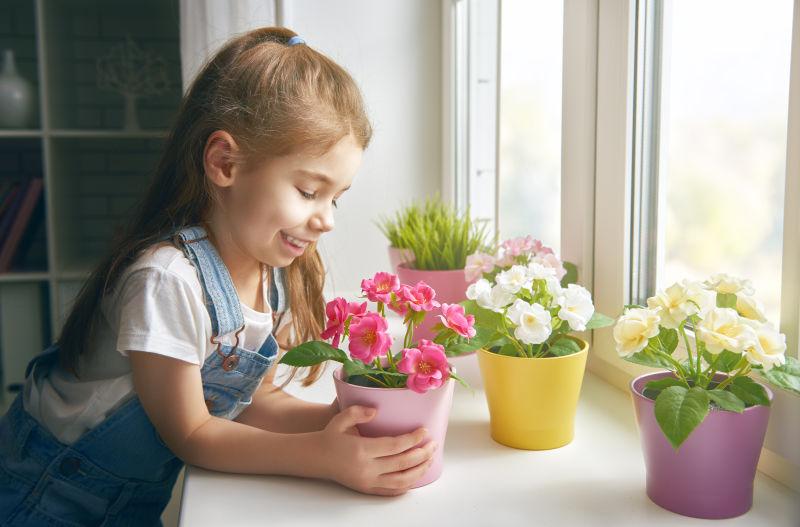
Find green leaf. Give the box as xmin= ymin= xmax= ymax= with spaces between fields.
xmin=461 ymin=299 xmax=505 ymax=332
xmin=754 ymin=356 xmax=800 ymax=395
xmin=726 ymin=376 xmax=771 ymax=407
xmin=716 ymin=292 xmax=738 ymax=309
xmin=448 ymin=370 xmax=473 ymax=393
xmin=560 ymin=261 xmax=578 ymax=287
xmin=624 ymin=345 xmax=675 ymax=370
xmin=548 ymin=338 xmax=581 ymax=357
xmin=642 ymin=377 xmax=685 ymax=398
xmin=279 ymin=341 xmax=348 ymax=366
xmin=707 ymin=389 xmax=745 ymax=413
xmin=658 ymin=328 xmax=679 ymax=354
xmin=654 ymin=386 xmax=710 ymax=449
xmin=585 ymin=311 xmax=615 ymax=330
xmin=702 ymin=349 xmax=742 ymax=373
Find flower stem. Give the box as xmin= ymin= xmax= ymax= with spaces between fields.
xmin=678 ymin=324 xmax=695 ymax=380
xmin=363 ymin=374 xmax=391 ymax=388
xmin=501 ymin=313 xmax=527 ymax=358
xmin=714 ymin=359 xmax=750 ymax=391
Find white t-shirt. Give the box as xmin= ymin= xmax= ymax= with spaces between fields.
xmin=23 ymin=242 xmax=287 ymax=445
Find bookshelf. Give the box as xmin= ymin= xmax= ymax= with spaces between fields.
xmin=0 ymin=0 xmax=182 ymax=394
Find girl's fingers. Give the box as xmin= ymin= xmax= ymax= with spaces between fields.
xmin=376 ymin=457 xmax=434 ymax=490
xmin=367 ymin=487 xmax=408 ymax=497
xmin=375 ymin=441 xmax=437 ymax=475
xmin=365 ymin=427 xmax=428 ymax=457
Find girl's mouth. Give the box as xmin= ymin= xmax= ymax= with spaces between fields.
xmin=280 ymin=231 xmax=310 ymax=255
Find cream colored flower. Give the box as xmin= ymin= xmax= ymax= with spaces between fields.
xmin=695 ymin=307 xmax=756 ymax=354
xmin=613 ymin=307 xmax=661 ymax=357
xmin=646 ymin=280 xmax=712 ymax=329
xmin=736 ymin=295 xmax=767 ymax=322
xmin=741 ymin=320 xmax=786 ymax=370
xmin=704 ymin=273 xmax=755 ymax=296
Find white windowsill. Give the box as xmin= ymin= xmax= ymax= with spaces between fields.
xmin=179 ymin=359 xmax=798 ymax=526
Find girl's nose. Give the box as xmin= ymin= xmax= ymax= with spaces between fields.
xmin=311 ymin=204 xmax=335 ymax=233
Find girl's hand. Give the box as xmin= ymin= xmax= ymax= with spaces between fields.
xmin=314 ymin=405 xmax=437 ymax=496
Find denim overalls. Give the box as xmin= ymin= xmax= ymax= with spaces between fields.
xmin=0 ymin=225 xmax=287 ymax=526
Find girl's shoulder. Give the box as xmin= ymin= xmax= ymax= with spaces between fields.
xmin=119 ymin=241 xmax=202 ymax=296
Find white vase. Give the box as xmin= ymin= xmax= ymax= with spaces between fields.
xmin=0 ymin=49 xmax=34 ymax=129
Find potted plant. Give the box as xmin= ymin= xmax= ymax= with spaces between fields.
xmin=278 ymin=271 xmax=475 ymax=488
xmin=379 ymin=197 xmax=490 ymax=345
xmin=458 ymin=237 xmax=614 ymax=450
xmin=376 ymin=204 xmax=416 ymax=273
xmin=614 ymin=273 xmax=800 ymax=519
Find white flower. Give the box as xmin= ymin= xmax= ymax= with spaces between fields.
xmin=704 ymin=273 xmax=755 ymax=296
xmin=544 ymin=275 xmax=563 ymax=297
xmin=736 ymin=295 xmax=767 ymax=322
xmin=556 ymin=284 xmax=595 ymax=331
xmin=613 ymin=307 xmax=661 ymax=357
xmin=506 ymin=299 xmax=552 ymax=345
xmin=466 ymin=278 xmax=492 ymax=303
xmin=496 ymin=265 xmax=532 ymax=294
xmin=646 ymin=280 xmax=713 ymax=329
xmin=741 ymin=320 xmax=786 ymax=371
xmin=487 ymin=284 xmax=516 ymax=312
xmin=526 ymin=261 xmax=557 ymax=280
xmin=695 ymin=307 xmax=756 ymax=354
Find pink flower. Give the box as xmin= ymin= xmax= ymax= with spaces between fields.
xmin=465 ymin=252 xmax=496 ymax=282
xmin=438 ymin=303 xmax=476 ymax=338
xmin=361 ymin=272 xmax=401 ymax=303
xmin=530 ymin=239 xmax=555 ymax=257
xmin=321 ymin=298 xmax=367 ymax=347
xmin=399 ymin=281 xmax=440 ymax=312
xmin=502 ymin=236 xmax=535 ymax=257
xmin=397 ymin=340 xmax=451 ymax=393
xmin=348 ymin=312 xmax=392 ymax=363
xmin=532 ymin=253 xmax=567 ymax=280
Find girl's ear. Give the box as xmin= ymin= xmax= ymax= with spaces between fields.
xmin=203 ymin=130 xmax=240 ymax=188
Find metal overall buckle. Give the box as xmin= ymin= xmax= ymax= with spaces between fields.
xmin=210 ymin=325 xmax=245 ymax=371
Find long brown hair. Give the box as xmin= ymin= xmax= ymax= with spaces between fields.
xmin=57 ymin=27 xmax=372 ymax=388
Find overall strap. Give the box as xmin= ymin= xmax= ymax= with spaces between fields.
xmin=172 ymin=225 xmax=244 ymax=339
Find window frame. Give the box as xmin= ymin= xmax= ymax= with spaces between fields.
xmin=446 ymin=0 xmax=800 ymax=490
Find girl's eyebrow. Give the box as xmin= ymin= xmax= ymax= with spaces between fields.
xmin=295 ymin=169 xmax=351 ymax=191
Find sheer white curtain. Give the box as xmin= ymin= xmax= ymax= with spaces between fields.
xmin=179 ymin=0 xmax=281 ymax=91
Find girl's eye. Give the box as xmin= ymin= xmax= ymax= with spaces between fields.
xmin=298 ymin=188 xmax=315 ymax=200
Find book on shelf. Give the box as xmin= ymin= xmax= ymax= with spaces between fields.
xmin=0 ymin=177 xmax=44 ymax=273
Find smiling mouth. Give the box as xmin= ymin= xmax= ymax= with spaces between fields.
xmin=281 ymin=231 xmax=312 ymax=250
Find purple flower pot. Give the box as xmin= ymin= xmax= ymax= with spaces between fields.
xmin=630 ymin=371 xmax=773 ymax=519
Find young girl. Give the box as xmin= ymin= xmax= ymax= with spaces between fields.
xmin=0 ymin=27 xmax=437 ymax=525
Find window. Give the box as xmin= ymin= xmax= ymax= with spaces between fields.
xmin=497 ymin=0 xmax=564 ymax=251
xmin=630 ymin=0 xmax=794 ymax=326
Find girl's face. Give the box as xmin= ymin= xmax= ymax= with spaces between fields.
xmin=206 ymin=132 xmax=363 ymax=269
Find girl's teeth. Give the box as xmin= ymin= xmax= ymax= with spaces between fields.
xmin=284 ymin=233 xmax=308 ymax=248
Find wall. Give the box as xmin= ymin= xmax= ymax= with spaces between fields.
xmin=287 ymin=0 xmax=443 ymax=297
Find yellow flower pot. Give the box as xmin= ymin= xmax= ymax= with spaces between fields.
xmin=477 ymin=336 xmax=588 ymax=450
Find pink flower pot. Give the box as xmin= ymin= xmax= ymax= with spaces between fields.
xmin=630 ymin=371 xmax=773 ymax=519
xmin=396 ymin=263 xmax=471 ymax=341
xmin=332 ymin=366 xmax=455 ymax=488
xmin=387 ymin=246 xmax=414 ymax=274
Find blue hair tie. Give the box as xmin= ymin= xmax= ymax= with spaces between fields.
xmin=287 ymin=35 xmax=305 ymax=46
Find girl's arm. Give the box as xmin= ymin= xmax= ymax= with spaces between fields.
xmin=232 ymin=363 xmax=339 ymax=433
xmin=233 ymin=315 xmax=338 ymax=434
xmin=129 ymin=350 xmax=436 ymax=496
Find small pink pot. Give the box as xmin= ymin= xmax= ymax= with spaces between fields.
xmin=387 ymin=246 xmax=414 ymax=274
xmin=332 ymin=366 xmax=455 ymax=488
xmin=396 ymin=263 xmax=471 ymax=341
